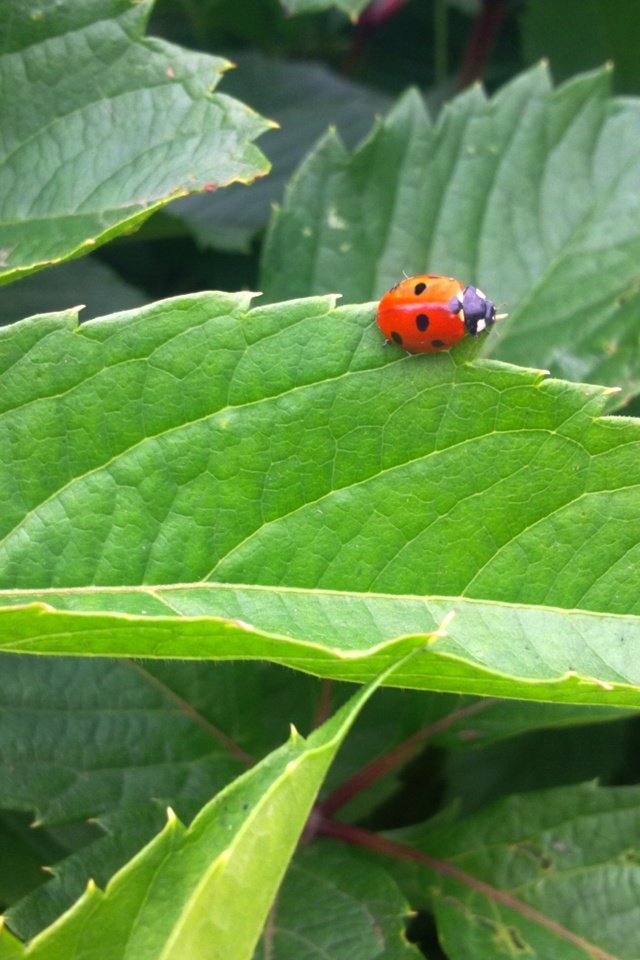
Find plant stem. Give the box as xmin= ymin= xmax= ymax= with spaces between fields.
xmin=317 ymin=819 xmax=619 ymax=960
xmin=319 ymin=698 xmax=494 ymax=817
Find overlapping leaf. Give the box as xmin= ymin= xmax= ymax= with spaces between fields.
xmin=0 ymin=655 xmax=414 ymax=959
xmin=393 ymin=782 xmax=640 ymax=959
xmin=0 ymin=657 xmax=324 ymax=938
xmin=253 ymin=842 xmax=421 ymax=959
xmin=0 ymin=0 xmax=272 ymax=285
xmin=261 ymin=66 xmax=640 ymax=401
xmin=3 ymin=585 xmax=640 ymax=706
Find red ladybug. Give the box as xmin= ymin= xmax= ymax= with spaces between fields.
xmin=376 ymin=274 xmax=501 ymax=354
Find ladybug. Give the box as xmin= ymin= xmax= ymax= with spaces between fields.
xmin=376 ymin=274 xmax=501 ymax=354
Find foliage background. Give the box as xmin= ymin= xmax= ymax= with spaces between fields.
xmin=2 ymin=1 xmax=640 ymax=959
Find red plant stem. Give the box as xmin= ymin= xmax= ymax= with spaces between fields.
xmin=458 ymin=0 xmax=509 ymax=90
xmin=358 ymin=0 xmax=409 ymax=27
xmin=319 ymin=698 xmax=494 ymax=817
xmin=318 ymin=820 xmax=619 ymax=960
xmin=313 ymin=679 xmax=335 ymax=728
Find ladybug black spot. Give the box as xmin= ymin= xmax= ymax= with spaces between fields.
xmin=416 ymin=313 xmax=430 ymax=331
xmin=431 ymin=339 xmax=446 ymax=348
xmin=391 ymin=331 xmax=403 ymax=345
xmin=414 ymin=282 xmax=427 ymax=295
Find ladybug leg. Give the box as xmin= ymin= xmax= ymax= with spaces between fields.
xmin=466 ymin=316 xmax=479 ymax=337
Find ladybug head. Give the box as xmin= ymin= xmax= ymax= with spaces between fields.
xmin=461 ymin=285 xmax=496 ymax=337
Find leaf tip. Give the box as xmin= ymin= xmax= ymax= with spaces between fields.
xmin=166 ymin=806 xmax=178 ymax=823
xmin=289 ymin=723 xmax=302 ymax=745
xmin=435 ymin=609 xmax=456 ymax=636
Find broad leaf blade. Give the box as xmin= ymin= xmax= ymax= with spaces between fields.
xmin=1 ymin=657 xmax=626 ymax=937
xmin=0 ymin=0 xmax=272 ymax=285
xmin=12 ymin=654 xmax=418 ymax=960
xmin=254 ymin=842 xmax=421 ymax=959
xmin=2 ymin=294 xmax=640 ymax=610
xmin=3 ymin=295 xmax=640 ymax=704
xmin=0 ymin=659 xmax=320 ymax=938
xmin=261 ymin=67 xmax=640 ymax=401
xmin=395 ymin=782 xmax=640 ymax=959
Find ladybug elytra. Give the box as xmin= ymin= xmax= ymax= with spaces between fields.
xmin=376 ymin=274 xmax=502 ymax=354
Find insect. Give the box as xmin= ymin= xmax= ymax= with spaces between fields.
xmin=376 ymin=274 xmax=503 ymax=354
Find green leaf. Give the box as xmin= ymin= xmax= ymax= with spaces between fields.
xmin=3 ymin=294 xmax=640 ymax=700
xmin=254 ymin=842 xmax=421 ymax=959
xmin=8 ymin=653 xmax=418 ymax=960
xmin=0 ymin=924 xmax=23 ymax=960
xmin=2 ymin=659 xmax=625 ymax=938
xmin=0 ymin=0 xmax=272 ymax=286
xmin=395 ymin=782 xmax=640 ymax=959
xmin=169 ymin=53 xmax=389 ymax=252
xmin=4 ymin=584 xmax=640 ymax=706
xmin=0 ymin=657 xmax=337 ymax=938
xmin=261 ymin=67 xmax=640 ymax=402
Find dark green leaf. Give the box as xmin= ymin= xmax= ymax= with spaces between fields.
xmin=261 ymin=67 xmax=640 ymax=402
xmin=0 ymin=0 xmax=272 ymax=285
xmin=254 ymin=842 xmax=421 ymax=959
xmin=395 ymin=783 xmax=640 ymax=959
xmin=4 ymin=656 xmax=414 ymax=960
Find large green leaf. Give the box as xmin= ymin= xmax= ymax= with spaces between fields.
xmin=0 ymin=658 xmax=324 ymax=937
xmin=2 ymin=293 xmax=640 ymax=705
xmin=4 ymin=657 xmax=617 ymax=939
xmin=1 ymin=654 xmax=416 ymax=959
xmin=0 ymin=0 xmax=272 ymax=285
xmin=2 ymin=292 xmax=640 ymax=609
xmin=393 ymin=782 xmax=640 ymax=959
xmin=261 ymin=67 xmax=640 ymax=402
